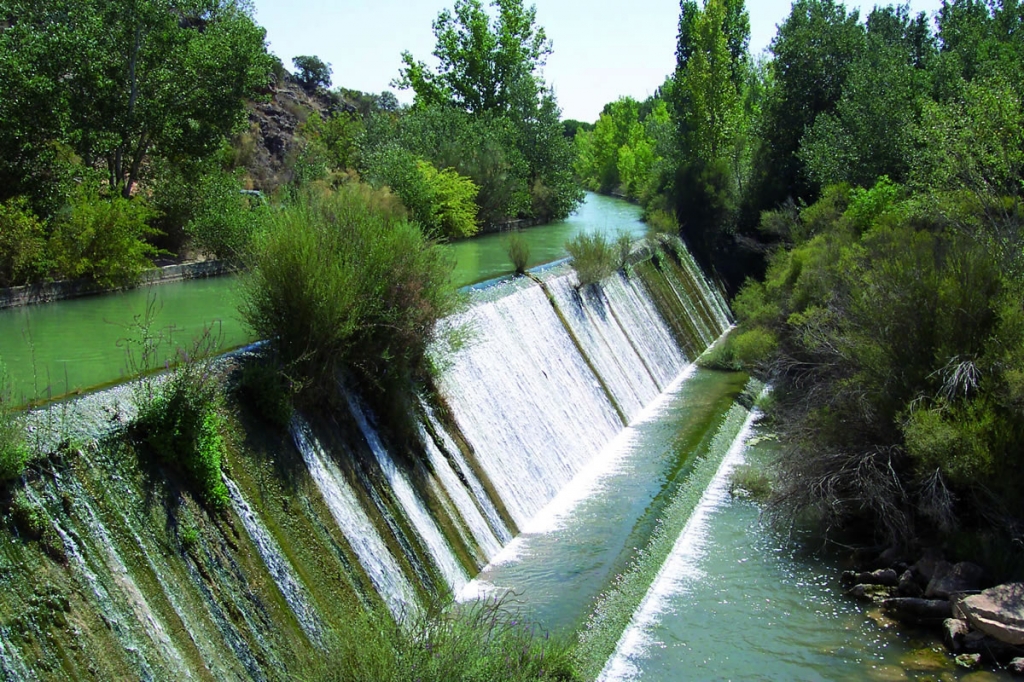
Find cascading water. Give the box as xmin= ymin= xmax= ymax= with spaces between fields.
xmin=433 ymin=280 xmax=626 ymax=528
xmin=343 ymin=392 xmax=469 ymax=594
xmin=223 ymin=476 xmax=322 ymax=641
xmin=291 ymin=417 xmax=418 ymax=618
xmin=2 ymin=229 xmax=752 ymax=680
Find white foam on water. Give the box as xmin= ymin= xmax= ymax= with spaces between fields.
xmin=597 ymin=410 xmax=759 ymax=682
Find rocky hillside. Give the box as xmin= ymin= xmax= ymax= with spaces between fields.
xmin=237 ymin=73 xmax=355 ymax=191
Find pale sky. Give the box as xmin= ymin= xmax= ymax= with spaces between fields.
xmin=253 ymin=0 xmax=946 ymax=123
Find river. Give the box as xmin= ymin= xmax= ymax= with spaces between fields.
xmin=0 ymin=192 xmax=647 ymax=405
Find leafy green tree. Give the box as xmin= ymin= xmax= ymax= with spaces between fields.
xmin=753 ymin=0 xmax=865 ymax=206
xmin=292 ymin=55 xmax=332 ymax=91
xmin=391 ymin=0 xmax=582 ymax=223
xmin=396 ymin=0 xmax=551 ymax=115
xmin=799 ymin=6 xmax=935 ymax=188
xmin=0 ymin=0 xmax=273 ymax=201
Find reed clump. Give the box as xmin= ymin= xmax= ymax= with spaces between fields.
xmin=507 ymin=230 xmax=530 ymax=275
xmin=565 ymin=232 xmax=616 ymax=287
xmin=0 ymin=363 xmax=28 ymax=485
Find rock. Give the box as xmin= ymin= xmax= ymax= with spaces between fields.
xmin=913 ymin=548 xmax=946 ymax=585
xmin=843 ymin=568 xmax=900 ymax=587
xmin=944 ymin=617 xmax=970 ymax=653
xmin=866 ymin=664 xmax=908 ymax=681
xmin=955 ymin=653 xmax=982 ymax=668
xmin=849 ymin=583 xmax=895 ymax=602
xmin=883 ymin=597 xmax=953 ymax=626
xmin=899 ymin=569 xmax=924 ymax=598
xmin=926 ymin=561 xmax=986 ymax=599
xmin=961 ymin=583 xmax=1024 ymax=646
xmin=877 ymin=545 xmax=907 ymax=568
xmin=866 ymin=606 xmax=898 ymax=629
xmin=961 ymin=629 xmax=1024 ymax=665
xmin=1009 ymin=657 xmax=1024 ymax=675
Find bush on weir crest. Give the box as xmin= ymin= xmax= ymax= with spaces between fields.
xmin=566 ymin=232 xmax=617 ymax=287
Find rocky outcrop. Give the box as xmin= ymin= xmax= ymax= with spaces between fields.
xmin=960 ymin=583 xmax=1024 ymax=646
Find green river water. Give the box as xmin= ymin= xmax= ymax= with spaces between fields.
xmin=0 ymin=192 xmax=646 ymax=405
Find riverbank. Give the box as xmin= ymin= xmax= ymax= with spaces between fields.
xmin=0 ymin=259 xmax=234 ymax=310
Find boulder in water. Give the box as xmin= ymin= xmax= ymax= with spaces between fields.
xmin=944 ymin=617 xmax=970 ymax=653
xmin=881 ymin=597 xmax=951 ymax=625
xmin=1009 ymin=657 xmax=1024 ymax=675
xmin=961 ymin=583 xmax=1024 ymax=646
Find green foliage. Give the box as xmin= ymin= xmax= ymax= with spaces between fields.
xmin=417 ymin=160 xmax=481 ymax=238
xmin=292 ymin=55 xmax=332 ymax=91
xmin=236 ymin=354 xmax=295 ymax=429
xmin=47 ymin=186 xmax=160 ymax=288
xmin=566 ymin=233 xmax=616 ymax=288
xmin=185 ymin=169 xmax=268 ymax=260
xmin=299 ymin=598 xmax=580 ymax=682
xmin=739 ymin=182 xmax=1024 ymax=541
xmin=298 ymin=112 xmax=364 ymax=173
xmin=132 ymin=338 xmax=229 ymax=510
xmin=0 ymin=197 xmax=48 ymax=287
xmin=507 ymin=231 xmax=530 ymax=274
xmin=395 ymin=0 xmax=551 ymax=115
xmin=0 ymin=0 xmax=273 ymax=200
xmin=0 ymin=362 xmax=29 ymax=485
xmin=363 ymin=146 xmax=481 ymax=239
xmin=388 ymin=0 xmax=582 ymax=225
xmin=239 ymin=185 xmax=460 ymax=408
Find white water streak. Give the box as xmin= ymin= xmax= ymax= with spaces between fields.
xmin=435 ymin=281 xmax=623 ymax=528
xmin=29 ymin=485 xmax=190 ymax=679
xmin=345 ymin=394 xmax=468 ymax=594
xmin=420 ymin=425 xmax=502 ymax=562
xmin=458 ymin=363 xmax=700 ymax=600
xmin=422 ymin=402 xmax=512 ymax=547
xmin=291 ymin=418 xmax=418 ymax=618
xmin=223 ymin=476 xmax=322 ymax=641
xmin=597 ymin=410 xmax=760 ymax=682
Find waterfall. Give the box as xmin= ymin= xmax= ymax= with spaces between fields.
xmin=2 ymin=233 xmax=740 ymax=679
xmin=434 ymin=281 xmax=624 ymax=527
xmin=419 ymin=422 xmax=503 ymax=561
xmin=344 ymin=392 xmax=469 ymax=594
xmin=291 ymin=418 xmax=418 ymax=618
xmin=223 ymin=476 xmax=322 ymax=641
xmin=421 ymin=401 xmax=513 ymax=547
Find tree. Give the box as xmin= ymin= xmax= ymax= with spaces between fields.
xmin=292 ymin=54 xmax=332 ymax=91
xmin=753 ymin=0 xmax=864 ymax=206
xmin=0 ymin=0 xmax=273 ymax=201
xmin=799 ymin=6 xmax=935 ymax=188
xmin=387 ymin=0 xmax=582 ymax=223
xmin=395 ymin=0 xmax=551 ymax=115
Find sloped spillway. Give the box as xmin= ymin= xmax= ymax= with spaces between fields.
xmin=0 ymin=239 xmax=732 ymax=680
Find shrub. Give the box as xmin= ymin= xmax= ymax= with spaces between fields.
xmin=507 ymin=231 xmax=530 ymax=275
xmin=566 ymin=232 xmax=616 ymax=287
xmin=239 ymin=185 xmax=459 ymax=408
xmin=48 ymin=186 xmax=159 ymax=288
xmin=185 ymin=169 xmax=267 ymax=260
xmin=363 ymin=147 xmax=480 ymax=239
xmin=236 ymin=354 xmax=295 ymax=429
xmin=0 ymin=362 xmax=29 ymax=485
xmin=300 ymin=597 xmax=580 ymax=682
xmin=131 ymin=336 xmax=229 ymax=510
xmin=0 ymin=197 xmax=48 ymax=287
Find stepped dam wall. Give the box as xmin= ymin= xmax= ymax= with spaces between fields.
xmin=0 ymin=241 xmax=731 ymax=680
